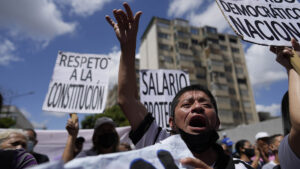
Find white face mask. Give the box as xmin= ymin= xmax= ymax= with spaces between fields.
xmin=27 ymin=140 xmax=34 ymax=152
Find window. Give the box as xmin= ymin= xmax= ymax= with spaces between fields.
xmin=231 ymin=47 xmax=240 ymax=53
xmin=219 ymin=110 xmax=232 ymax=116
xmin=191 ymin=28 xmax=199 ymax=35
xmin=210 ymin=59 xmax=224 ymax=67
xmin=158 ymin=32 xmax=169 ymax=39
xmin=226 ymin=76 xmax=233 ymax=83
xmin=157 ymin=22 xmax=170 ymax=29
xmin=217 ymin=96 xmax=231 ymax=105
xmin=180 ymin=53 xmax=193 ymax=61
xmin=220 ymin=45 xmax=228 ymax=51
xmin=234 ymin=56 xmax=242 ymax=63
xmin=174 ymin=19 xmax=189 ymax=27
xmin=204 ymin=26 xmax=217 ymax=34
xmin=229 ymin=38 xmax=238 ymax=43
xmin=207 ymin=38 xmax=219 ymax=44
xmin=231 ymin=100 xmax=239 ymax=108
xmin=237 ymin=78 xmax=247 ymax=84
xmin=235 ymin=67 xmax=244 ymax=75
xmin=246 ymin=112 xmax=253 ymax=121
xmin=225 ymin=65 xmax=232 ymax=72
xmin=212 ymin=83 xmax=228 ymax=91
xmin=243 ymin=101 xmax=251 ymax=108
xmin=219 ymin=35 xmax=225 ymax=41
xmin=194 ymin=61 xmax=201 ymax=67
xmin=196 ymin=73 xmax=206 ymax=79
xmin=229 ymin=88 xmax=236 ymax=95
xmin=240 ymin=89 xmax=249 ymax=97
xmin=163 ymin=55 xmax=174 ymax=63
xmin=178 ymin=42 xmax=188 ymax=49
xmin=159 ymin=43 xmax=170 ymax=51
xmin=177 ymin=31 xmax=189 ymax=38
xmin=191 ymin=39 xmax=198 ymax=45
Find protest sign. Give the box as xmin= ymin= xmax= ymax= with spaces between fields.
xmin=42 ymin=51 xmax=112 ymax=114
xmin=216 ymin=0 xmax=300 ymax=46
xmin=139 ymin=69 xmax=190 ymax=129
xmin=32 ymin=135 xmax=194 ymax=169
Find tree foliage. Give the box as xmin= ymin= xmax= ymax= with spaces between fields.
xmin=81 ymin=105 xmax=129 ymax=129
xmin=0 ymin=117 xmax=16 ymax=128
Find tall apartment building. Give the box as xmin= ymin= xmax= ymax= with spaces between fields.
xmin=139 ymin=17 xmax=259 ymax=128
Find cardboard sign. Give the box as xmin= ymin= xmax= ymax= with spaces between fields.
xmin=32 ymin=135 xmax=194 ymax=169
xmin=139 ymin=69 xmax=190 ymax=129
xmin=216 ymin=0 xmax=300 ymax=46
xmin=42 ymin=51 xmax=112 ymax=114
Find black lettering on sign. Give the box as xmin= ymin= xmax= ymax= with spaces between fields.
xmin=142 ymin=71 xmax=148 ymax=95
xmin=59 ymin=54 xmax=67 ymax=66
xmin=58 ymin=53 xmax=111 ymax=69
xmin=46 ymin=82 xmax=105 ymax=111
xmin=143 ymin=101 xmax=171 ymax=128
xmin=80 ymin=69 xmax=93 ymax=82
xmin=70 ymin=69 xmax=77 ymax=81
xmin=148 ymin=73 xmax=156 ymax=95
xmin=229 ymin=15 xmax=300 ymax=42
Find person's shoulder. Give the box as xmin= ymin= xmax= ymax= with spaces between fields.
xmin=15 ymin=149 xmax=38 ymax=168
xmin=76 ymin=149 xmax=97 ymax=158
xmin=32 ymin=152 xmax=49 ymax=163
xmin=232 ymin=158 xmax=254 ymax=169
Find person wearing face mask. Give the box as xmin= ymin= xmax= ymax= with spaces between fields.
xmin=262 ymin=134 xmax=283 ymax=169
xmin=62 ymin=116 xmax=119 ymax=163
xmin=76 ymin=117 xmax=119 ymax=157
xmin=235 ymin=140 xmax=261 ymax=169
xmin=24 ymin=128 xmax=49 ymax=164
xmin=0 ymin=129 xmax=37 ymax=168
xmin=106 ymin=3 xmax=252 ymax=168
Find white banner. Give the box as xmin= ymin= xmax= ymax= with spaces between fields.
xmin=43 ymin=51 xmax=112 ymax=114
xmin=0 ymin=127 xmax=132 ymax=161
xmin=32 ymin=135 xmax=194 ymax=169
xmin=139 ymin=69 xmax=190 ymax=129
xmin=216 ymin=0 xmax=300 ymax=46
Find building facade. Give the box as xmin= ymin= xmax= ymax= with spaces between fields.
xmin=139 ymin=17 xmax=259 ymax=128
xmin=0 ymin=105 xmax=34 ymax=129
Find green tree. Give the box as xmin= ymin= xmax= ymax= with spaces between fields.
xmin=0 ymin=117 xmax=16 ymax=128
xmin=81 ymin=105 xmax=129 ymax=129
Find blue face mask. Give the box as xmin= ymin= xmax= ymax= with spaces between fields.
xmin=27 ymin=140 xmax=34 ymax=152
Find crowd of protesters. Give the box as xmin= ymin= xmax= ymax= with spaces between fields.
xmin=1 ymin=2 xmax=300 ymax=169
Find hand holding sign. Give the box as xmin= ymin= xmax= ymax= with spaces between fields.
xmin=180 ymin=158 xmax=212 ymax=169
xmin=130 ymin=150 xmax=179 ymax=169
xmin=270 ymin=38 xmax=300 ymax=74
xmin=66 ymin=115 xmax=79 ymax=138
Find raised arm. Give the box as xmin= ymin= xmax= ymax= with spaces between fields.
xmin=271 ymin=39 xmax=300 ymax=157
xmin=62 ymin=116 xmax=79 ymax=163
xmin=105 ymin=3 xmax=147 ymax=131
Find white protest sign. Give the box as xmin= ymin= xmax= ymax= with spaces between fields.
xmin=139 ymin=69 xmax=190 ymax=129
xmin=32 ymin=135 xmax=194 ymax=169
xmin=216 ymin=0 xmax=300 ymax=46
xmin=42 ymin=51 xmax=112 ymax=114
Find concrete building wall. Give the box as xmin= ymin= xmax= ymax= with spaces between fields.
xmin=0 ymin=105 xmax=34 ymax=129
xmin=140 ymin=22 xmax=159 ymax=69
xmin=219 ymin=118 xmax=283 ymax=145
xmin=139 ymin=17 xmax=259 ymax=129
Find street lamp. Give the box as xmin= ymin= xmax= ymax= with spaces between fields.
xmin=7 ymin=91 xmax=35 ymax=105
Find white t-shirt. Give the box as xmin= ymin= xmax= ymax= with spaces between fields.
xmin=262 ymin=160 xmax=277 ymax=169
xmin=278 ymin=134 xmax=300 ymax=169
